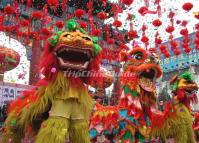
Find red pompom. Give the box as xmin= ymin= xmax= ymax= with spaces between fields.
xmin=79 ymin=21 xmax=87 ymax=29
xmin=93 ymin=29 xmax=101 ymax=36
xmin=121 ymin=0 xmax=133 ymax=5
xmin=55 ymin=21 xmax=64 ymax=29
xmin=4 ymin=6 xmax=15 ymax=14
xmin=74 ymin=9 xmax=85 ymax=17
xmin=165 ymin=26 xmax=175 ymax=33
xmin=152 ymin=19 xmax=162 ymax=27
xmin=113 ymin=20 xmax=122 ymax=27
xmin=182 ymin=2 xmax=193 ymax=11
xmin=97 ymin=12 xmax=107 ymax=20
xmin=32 ymin=11 xmax=43 ymax=19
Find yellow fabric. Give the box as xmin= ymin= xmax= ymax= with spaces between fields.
xmin=50 ymin=99 xmax=85 ymax=119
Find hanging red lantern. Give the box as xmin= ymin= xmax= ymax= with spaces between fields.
xmin=194 ymin=13 xmax=199 ymax=19
xmin=32 ymin=11 xmax=43 ymax=20
xmin=182 ymin=2 xmax=193 ymax=11
xmin=97 ymin=12 xmax=107 ymax=20
xmin=74 ymin=9 xmax=85 ymax=17
xmin=165 ymin=26 xmax=175 ymax=33
xmin=152 ymin=19 xmax=162 ymax=27
xmin=141 ymin=36 xmax=149 ymax=43
xmin=41 ymin=28 xmax=52 ymax=36
xmin=159 ymin=45 xmax=166 ymax=51
xmin=47 ymin=0 xmax=59 ymax=7
xmin=4 ymin=6 xmax=15 ymax=14
xmin=173 ymin=49 xmax=181 ymax=55
xmin=149 ymin=48 xmax=156 ymax=53
xmin=184 ymin=48 xmax=191 ymax=53
xmin=138 ymin=6 xmax=148 ymax=16
xmin=113 ymin=20 xmax=122 ymax=27
xmin=155 ymin=38 xmax=162 ymax=44
xmin=79 ymin=21 xmax=87 ymax=29
xmin=180 ymin=28 xmax=188 ymax=36
xmin=93 ymin=29 xmax=101 ymax=36
xmin=128 ymin=30 xmax=137 ymax=39
xmin=55 ymin=21 xmax=64 ymax=29
xmin=164 ymin=51 xmax=170 ymax=58
xmin=107 ymin=38 xmax=115 ymax=45
xmin=121 ymin=0 xmax=134 ymax=6
xmin=20 ymin=19 xmax=29 ymax=27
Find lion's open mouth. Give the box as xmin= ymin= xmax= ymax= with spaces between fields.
xmin=139 ymin=68 xmax=157 ymax=92
xmin=55 ymin=44 xmax=93 ymax=70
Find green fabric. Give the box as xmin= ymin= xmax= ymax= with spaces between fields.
xmin=94 ymin=44 xmax=102 ymax=56
xmin=124 ymin=86 xmax=138 ymax=97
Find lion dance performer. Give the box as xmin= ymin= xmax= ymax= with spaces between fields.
xmin=2 ymin=19 xmax=112 ymax=143
xmin=90 ymin=47 xmax=162 ymax=142
xmin=151 ymin=71 xmax=198 ymax=143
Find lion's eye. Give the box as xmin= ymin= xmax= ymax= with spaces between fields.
xmin=133 ymin=52 xmax=143 ymax=60
xmin=63 ymin=34 xmax=72 ymax=38
xmin=83 ymin=36 xmax=91 ymax=41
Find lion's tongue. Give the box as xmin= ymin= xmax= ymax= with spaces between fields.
xmin=140 ymin=77 xmax=155 ymax=92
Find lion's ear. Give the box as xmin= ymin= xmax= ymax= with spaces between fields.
xmin=120 ymin=51 xmax=128 ymax=62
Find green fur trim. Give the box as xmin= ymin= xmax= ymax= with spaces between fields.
xmin=179 ymin=71 xmax=193 ymax=82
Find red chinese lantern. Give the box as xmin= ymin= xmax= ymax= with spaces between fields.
xmin=74 ymin=9 xmax=85 ymax=17
xmin=165 ymin=26 xmax=175 ymax=33
xmin=184 ymin=48 xmax=191 ymax=53
xmin=164 ymin=51 xmax=170 ymax=58
xmin=182 ymin=2 xmax=193 ymax=11
xmin=113 ymin=20 xmax=122 ymax=27
xmin=128 ymin=30 xmax=137 ymax=38
xmin=97 ymin=12 xmax=107 ymax=20
xmin=138 ymin=6 xmax=148 ymax=16
xmin=159 ymin=45 xmax=166 ymax=51
xmin=79 ymin=21 xmax=87 ymax=29
xmin=141 ymin=36 xmax=149 ymax=43
xmin=107 ymin=38 xmax=115 ymax=44
xmin=32 ymin=11 xmax=43 ymax=20
xmin=55 ymin=21 xmax=64 ymax=29
xmin=180 ymin=28 xmax=188 ymax=36
xmin=173 ymin=49 xmax=181 ymax=55
xmin=155 ymin=38 xmax=162 ymax=44
xmin=41 ymin=28 xmax=52 ymax=36
xmin=20 ymin=19 xmax=30 ymax=27
xmin=93 ymin=29 xmax=101 ymax=36
xmin=4 ymin=6 xmax=15 ymax=14
xmin=152 ymin=19 xmax=162 ymax=27
xmin=121 ymin=0 xmax=133 ymax=5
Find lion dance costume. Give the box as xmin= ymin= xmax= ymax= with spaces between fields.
xmin=151 ymin=72 xmax=198 ymax=143
xmin=2 ymin=19 xmax=110 ymax=143
xmin=90 ymin=47 xmax=163 ymax=142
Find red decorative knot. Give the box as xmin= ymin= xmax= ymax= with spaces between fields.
xmin=182 ymin=2 xmax=193 ymax=11
xmin=97 ymin=12 xmax=107 ymax=20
